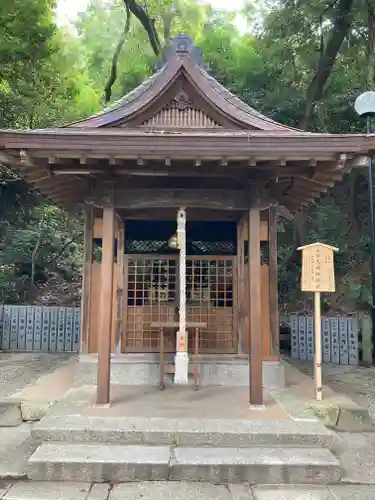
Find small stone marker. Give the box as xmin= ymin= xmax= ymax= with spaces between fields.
xmin=298 ymin=242 xmax=338 ymax=401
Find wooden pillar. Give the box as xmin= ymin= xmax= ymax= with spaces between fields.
xmin=115 ymin=220 xmax=125 ymax=354
xmin=268 ymin=206 xmax=279 ymax=356
xmin=96 ymin=204 xmax=115 ymax=405
xmin=248 ymin=204 xmax=263 ymax=405
xmin=80 ymin=203 xmax=94 ymax=354
xmin=237 ymin=216 xmax=246 ymax=353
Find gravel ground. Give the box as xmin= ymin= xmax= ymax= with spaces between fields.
xmin=0 ymin=353 xmax=74 ymax=400
xmin=286 ymin=357 xmax=375 ymax=421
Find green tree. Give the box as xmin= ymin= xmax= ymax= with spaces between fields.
xmin=0 ymin=0 xmax=98 ymax=304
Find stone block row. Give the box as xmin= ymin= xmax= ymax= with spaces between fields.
xmin=27 ymin=443 xmax=341 ymax=484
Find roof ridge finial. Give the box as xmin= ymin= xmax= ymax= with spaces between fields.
xmin=155 ymin=34 xmax=207 ymax=71
xmin=173 ymin=34 xmax=193 ymax=54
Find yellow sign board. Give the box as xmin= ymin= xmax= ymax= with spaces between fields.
xmin=298 ymin=243 xmax=338 ymax=293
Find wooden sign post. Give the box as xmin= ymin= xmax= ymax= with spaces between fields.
xmin=297 ymin=242 xmax=338 ymax=401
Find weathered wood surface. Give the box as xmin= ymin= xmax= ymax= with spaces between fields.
xmin=268 ymin=206 xmax=279 ymax=356
xmin=115 ymin=222 xmax=125 ymax=354
xmin=92 ymin=188 xmax=252 ymax=210
xmin=248 ymin=204 xmax=263 ymax=405
xmin=299 ymin=242 xmax=338 ymax=293
xmin=80 ymin=203 xmax=93 ymax=353
xmin=236 ymin=216 xmax=246 ymax=353
xmin=97 ymin=205 xmax=115 ymax=405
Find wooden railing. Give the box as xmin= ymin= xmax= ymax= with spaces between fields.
xmin=151 ymin=321 xmax=207 ymax=390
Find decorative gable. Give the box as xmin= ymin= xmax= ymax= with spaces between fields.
xmin=139 ymin=90 xmax=221 ymax=129
xmin=69 ymin=35 xmax=297 ymax=132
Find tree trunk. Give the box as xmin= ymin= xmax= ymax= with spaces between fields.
xmin=123 ymin=0 xmax=160 ymax=55
xmin=367 ymin=0 xmax=375 ymax=88
xmin=31 ymin=211 xmax=45 ymax=287
xmin=299 ymin=0 xmax=355 ymax=131
xmin=105 ymin=0 xmax=161 ymax=101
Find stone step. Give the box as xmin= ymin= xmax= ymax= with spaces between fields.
xmin=27 ymin=442 xmax=341 ymax=484
xmin=0 ymin=401 xmax=22 ymax=427
xmin=32 ymin=415 xmax=336 ymax=449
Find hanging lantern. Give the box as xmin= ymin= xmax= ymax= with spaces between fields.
xmin=168 ymin=233 xmax=178 ymax=249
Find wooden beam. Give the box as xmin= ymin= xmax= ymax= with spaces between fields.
xmin=314 ymin=172 xmax=343 ymax=182
xmin=297 ymin=178 xmax=331 ymax=191
xmin=52 ymin=187 xmax=88 ymax=204
xmin=292 ymin=183 xmax=327 ymax=195
xmin=277 ymin=205 xmax=294 ymax=220
xmin=80 ymin=203 xmax=94 ymax=354
xmin=51 ymin=165 xmax=253 ymax=179
xmin=27 ymin=175 xmax=88 ymax=195
xmin=96 ymin=204 xmax=115 ymax=405
xmin=248 ymin=203 xmax=263 ymax=405
xmin=0 ymin=151 xmax=18 ymax=165
xmin=120 ymin=208 xmax=242 ymax=221
xmin=268 ymin=206 xmax=279 ymax=356
xmin=41 ymin=183 xmax=78 ymax=196
xmin=20 ymin=149 xmax=52 ymax=178
xmin=53 ymin=169 xmax=99 ymax=175
xmin=93 ymin=218 xmax=103 ymax=239
xmin=16 ymin=167 xmax=54 ymax=183
xmin=2 ymin=129 xmax=363 ymax=157
xmin=95 ymin=188 xmax=256 ymax=211
xmin=300 ymin=177 xmax=335 ymax=188
xmin=242 ymin=220 xmax=269 ymax=241
xmin=254 ymin=166 xmax=314 ymax=176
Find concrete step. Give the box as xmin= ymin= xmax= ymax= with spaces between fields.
xmin=27 ymin=442 xmax=341 ymax=484
xmin=32 ymin=415 xmax=337 ymax=449
xmin=0 ymin=401 xmax=22 ymax=427
xmin=0 ymin=424 xmax=38 ymax=480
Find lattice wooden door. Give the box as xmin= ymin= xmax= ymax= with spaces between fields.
xmin=122 ymin=255 xmax=237 ymax=353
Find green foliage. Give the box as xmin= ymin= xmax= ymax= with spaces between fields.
xmin=0 ymin=200 xmax=83 ymax=303
xmin=0 ymin=0 xmax=100 ymax=128
xmin=0 ymin=0 xmax=374 ymax=311
xmin=0 ymin=0 xmax=93 ymax=303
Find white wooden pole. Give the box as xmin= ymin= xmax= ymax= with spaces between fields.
xmin=174 ymin=208 xmax=188 ymax=384
xmin=314 ymin=291 xmax=323 ymax=401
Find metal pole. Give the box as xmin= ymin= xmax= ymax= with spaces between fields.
xmin=366 ymin=115 xmax=375 ymax=365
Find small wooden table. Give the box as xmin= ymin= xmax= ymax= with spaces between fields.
xmin=151 ymin=321 xmax=207 ymax=390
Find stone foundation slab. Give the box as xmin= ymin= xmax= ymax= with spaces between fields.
xmin=74 ymin=354 xmax=285 ymax=389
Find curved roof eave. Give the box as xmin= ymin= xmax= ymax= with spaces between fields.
xmin=65 ymin=53 xmax=302 ymax=133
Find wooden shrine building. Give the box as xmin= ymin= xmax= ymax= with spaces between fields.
xmin=0 ymin=35 xmax=369 ymax=406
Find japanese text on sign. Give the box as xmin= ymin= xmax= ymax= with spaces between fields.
xmin=300 ymin=244 xmax=336 ymax=293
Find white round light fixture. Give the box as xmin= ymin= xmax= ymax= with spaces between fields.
xmin=354 ymin=91 xmax=375 ymax=117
